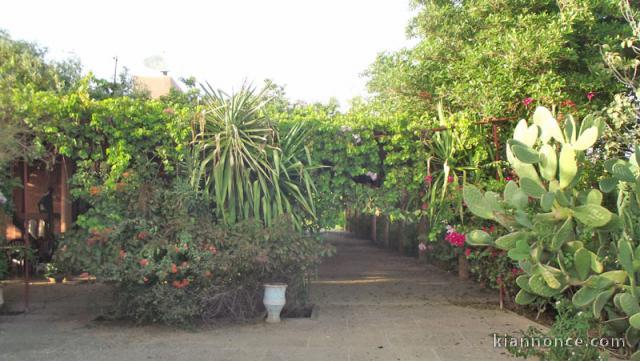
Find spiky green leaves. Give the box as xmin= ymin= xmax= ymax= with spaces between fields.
xmin=513 ymin=119 xmax=538 ymax=147
xmin=533 ymin=106 xmax=564 ymax=143
xmin=466 ymin=230 xmax=493 ymax=246
xmin=503 ymin=181 xmax=528 ymax=209
xmin=593 ymin=289 xmax=615 ymax=318
xmin=538 ymin=144 xmax=557 ymax=181
xmin=462 ymin=185 xmax=495 ymax=219
xmin=572 ymin=204 xmax=612 ymax=227
xmin=573 ymin=127 xmax=598 ymax=150
xmin=520 ymin=177 xmax=545 ymax=198
xmin=559 ymin=144 xmax=577 ymax=189
xmin=509 ymin=140 xmax=540 ymax=164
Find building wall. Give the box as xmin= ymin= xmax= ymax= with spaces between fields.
xmin=3 ymin=158 xmax=72 ymax=241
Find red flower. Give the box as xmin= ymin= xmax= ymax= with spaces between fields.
xmin=505 ymin=176 xmax=513 ymax=182
xmin=561 ymin=99 xmax=576 ymax=108
xmin=464 ymin=248 xmax=472 ymax=257
xmin=445 ymin=230 xmax=466 ymax=248
xmin=421 ymin=202 xmax=429 ymax=210
xmin=522 ymin=97 xmax=534 ymax=106
xmin=424 ymin=175 xmax=433 ymax=184
xmin=171 ymin=264 xmax=178 ymax=273
xmin=586 ymin=91 xmax=596 ymax=101
xmin=139 ymin=259 xmax=149 ymax=267
xmin=447 ymin=175 xmax=454 ymax=183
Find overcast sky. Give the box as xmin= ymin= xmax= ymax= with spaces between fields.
xmin=1 ymin=0 xmax=416 ymax=108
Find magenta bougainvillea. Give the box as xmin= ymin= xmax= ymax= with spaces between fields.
xmin=445 ymin=226 xmax=466 ymax=248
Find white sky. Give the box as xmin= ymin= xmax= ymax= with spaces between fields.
xmin=1 ymin=0 xmax=416 ymax=108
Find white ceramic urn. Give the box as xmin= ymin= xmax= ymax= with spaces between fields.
xmin=263 ymin=283 xmax=287 ymax=323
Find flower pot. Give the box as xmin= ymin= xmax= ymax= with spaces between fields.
xmin=458 ymin=253 xmax=469 ymax=280
xmin=263 ymin=283 xmax=287 ymax=323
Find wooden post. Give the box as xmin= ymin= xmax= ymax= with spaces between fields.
xmin=22 ymin=161 xmax=30 ymax=312
xmin=417 ymin=216 xmax=428 ymax=242
xmin=398 ymin=220 xmax=405 ymax=254
xmin=383 ymin=215 xmax=390 ymax=248
xmin=60 ymin=157 xmax=72 ymax=233
xmin=354 ymin=209 xmax=359 ymax=237
xmin=371 ymin=214 xmax=377 ymax=243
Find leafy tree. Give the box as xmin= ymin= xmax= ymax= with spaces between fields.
xmin=367 ymin=0 xmax=628 ymax=121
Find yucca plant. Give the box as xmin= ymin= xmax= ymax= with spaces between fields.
xmin=189 ymin=83 xmax=317 ymax=228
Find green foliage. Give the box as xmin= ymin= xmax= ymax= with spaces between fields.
xmin=507 ymin=299 xmax=606 ymax=361
xmin=464 ymin=106 xmax=640 ymax=356
xmin=369 ymin=0 xmax=624 ymax=118
xmin=13 ymin=79 xmax=193 ymax=194
xmin=189 ymin=83 xmax=318 ymax=228
xmin=56 ymin=170 xmax=333 ymax=325
xmin=465 ymin=107 xmax=606 ymax=290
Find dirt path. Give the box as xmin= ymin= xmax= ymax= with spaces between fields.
xmin=0 ymin=232 xmax=539 ymax=361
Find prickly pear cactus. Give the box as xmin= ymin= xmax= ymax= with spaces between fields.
xmin=464 ymin=107 xmax=640 ymax=358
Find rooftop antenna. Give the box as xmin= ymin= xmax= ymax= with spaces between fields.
xmin=112 ymin=56 xmax=118 ymax=87
xmin=143 ymin=54 xmax=170 ymax=76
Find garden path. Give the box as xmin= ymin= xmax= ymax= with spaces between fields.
xmin=0 ymin=232 xmax=539 ymax=361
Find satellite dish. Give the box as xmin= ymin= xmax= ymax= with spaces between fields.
xmin=143 ymin=55 xmax=169 ymax=75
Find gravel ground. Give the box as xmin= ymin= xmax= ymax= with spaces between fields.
xmin=0 ymin=232 xmax=540 ymax=361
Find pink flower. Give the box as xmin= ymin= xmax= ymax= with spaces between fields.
xmin=522 ymin=97 xmax=534 ymax=106
xmin=421 ymin=202 xmax=429 ymax=210
xmin=445 ymin=228 xmax=466 ymax=248
xmin=464 ymin=248 xmax=472 ymax=257
xmin=424 ymin=175 xmax=433 ymax=184
xmin=418 ymin=242 xmax=427 ymax=252
xmin=505 ymin=176 xmax=513 ymax=182
xmin=447 ymin=175 xmax=454 ymax=183
xmin=586 ymin=92 xmax=596 ymax=101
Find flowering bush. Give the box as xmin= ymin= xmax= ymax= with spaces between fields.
xmin=56 ymin=170 xmax=333 ymax=325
